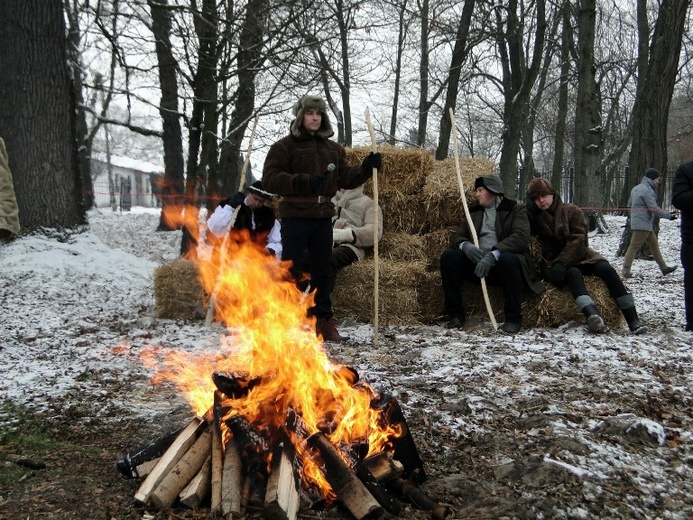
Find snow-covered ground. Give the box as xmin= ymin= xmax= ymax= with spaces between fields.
xmin=1 ymin=207 xmax=692 ymax=518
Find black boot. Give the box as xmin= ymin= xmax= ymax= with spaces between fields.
xmin=616 ymin=294 xmax=647 ymax=334
xmin=581 ymin=303 xmax=609 ymax=333
xmin=621 ymin=306 xmax=647 ymax=334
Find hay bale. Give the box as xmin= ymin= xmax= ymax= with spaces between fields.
xmin=423 ymin=157 xmax=495 ymax=231
xmin=416 ymin=270 xmax=446 ymax=323
xmin=421 ymin=227 xmax=458 ymax=269
xmin=154 ymin=259 xmax=205 ymax=319
xmin=379 ymin=232 xmax=427 ymax=262
xmin=333 ymin=259 xmax=430 ymax=325
xmin=524 ymin=277 xmax=623 ymax=329
xmin=346 ymin=145 xmax=434 ymax=197
xmin=378 ymin=192 xmax=430 ymax=234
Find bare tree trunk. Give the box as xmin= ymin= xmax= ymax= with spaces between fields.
xmin=149 ymin=0 xmax=186 ymax=232
xmin=0 ymin=0 xmax=85 ymax=229
xmin=388 ymin=0 xmax=409 ymax=146
xmin=573 ymin=0 xmax=603 ymax=208
xmin=416 ymin=0 xmax=430 ymax=147
xmin=435 ymin=0 xmax=475 ymax=160
xmin=551 ymin=1 xmax=572 ymax=192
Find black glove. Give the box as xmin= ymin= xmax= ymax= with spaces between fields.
xmin=309 ymin=174 xmax=326 ymax=192
xmin=474 ymin=252 xmax=497 ymax=278
xmin=361 ymin=151 xmax=382 ymax=173
xmin=670 ymin=212 xmax=678 ymax=221
xmin=228 ymin=191 xmax=245 ymax=209
xmin=550 ymin=262 xmax=567 ymax=283
xmin=461 ymin=241 xmax=484 ymax=263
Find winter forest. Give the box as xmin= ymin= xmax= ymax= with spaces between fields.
xmin=1 ymin=0 xmax=693 ymax=230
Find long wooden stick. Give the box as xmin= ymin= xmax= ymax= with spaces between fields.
xmin=205 ymin=115 xmax=260 ymax=327
xmin=364 ymin=108 xmax=380 ymax=347
xmin=449 ymin=108 xmax=497 ymax=330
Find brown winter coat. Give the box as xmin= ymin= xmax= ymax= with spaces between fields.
xmin=262 ymin=130 xmax=371 ymax=219
xmin=451 ymin=197 xmax=544 ymax=294
xmin=527 ymin=194 xmax=605 ymax=278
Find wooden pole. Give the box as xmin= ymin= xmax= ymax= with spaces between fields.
xmin=448 ymin=108 xmax=497 ymax=330
xmin=364 ymin=108 xmax=380 ymax=347
xmin=205 ymin=115 xmax=260 ymax=326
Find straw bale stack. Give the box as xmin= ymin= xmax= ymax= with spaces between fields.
xmin=332 ymin=260 xmax=435 ymax=325
xmin=423 ymin=157 xmax=495 ymax=231
xmin=421 ymin=227 xmax=458 ymax=269
xmin=379 ymin=232 xmax=427 ymax=262
xmin=154 ymin=259 xmax=206 ymax=319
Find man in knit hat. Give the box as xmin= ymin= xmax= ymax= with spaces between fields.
xmin=263 ymin=94 xmax=382 ymax=343
xmin=622 ymin=167 xmax=678 ymax=279
xmin=526 ymin=177 xmax=647 ymax=334
xmin=439 ymin=175 xmax=544 ymax=334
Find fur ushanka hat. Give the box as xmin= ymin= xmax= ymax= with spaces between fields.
xmin=290 ymin=95 xmax=334 ymax=139
xmin=526 ymin=177 xmax=556 ymax=199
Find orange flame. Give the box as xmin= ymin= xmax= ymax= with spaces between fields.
xmin=142 ymin=228 xmax=401 ymax=499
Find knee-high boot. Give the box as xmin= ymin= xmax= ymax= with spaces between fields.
xmin=616 ymin=294 xmax=647 ymax=335
xmin=576 ymin=295 xmax=609 ymax=333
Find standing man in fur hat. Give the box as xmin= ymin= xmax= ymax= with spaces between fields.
xmin=439 ymin=175 xmax=544 ymax=334
xmin=263 ymin=95 xmax=382 ymax=343
xmin=621 ymin=167 xmax=678 ymax=279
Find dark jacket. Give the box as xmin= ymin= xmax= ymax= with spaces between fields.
xmin=526 ymin=194 xmax=606 ymax=278
xmin=451 ymin=197 xmax=544 ymax=294
xmin=672 ymin=159 xmax=693 ymax=243
xmin=262 ymin=129 xmax=371 ymax=219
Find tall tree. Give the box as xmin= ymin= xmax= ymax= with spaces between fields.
xmin=625 ymin=0 xmax=690 ymax=202
xmin=573 ymin=0 xmax=602 ymax=208
xmin=0 ymin=0 xmax=86 ymax=229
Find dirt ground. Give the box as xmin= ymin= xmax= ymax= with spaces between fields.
xmin=2 ymin=323 xmax=692 ymax=520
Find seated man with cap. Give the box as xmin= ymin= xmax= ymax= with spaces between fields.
xmin=207 ymin=180 xmax=281 ymax=256
xmin=439 ymin=175 xmax=544 ymax=334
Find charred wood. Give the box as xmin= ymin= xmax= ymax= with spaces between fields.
xmin=361 ymin=451 xmax=404 ymax=482
xmin=388 ymin=477 xmax=454 ymax=520
xmin=371 ymin=393 xmax=426 ymax=484
xmin=355 ymin=464 xmax=401 ymax=516
xmin=116 ymin=425 xmax=184 ymax=479
xmin=213 ymin=370 xmax=261 ymax=399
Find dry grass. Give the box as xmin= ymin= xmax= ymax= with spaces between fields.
xmin=154 ymin=259 xmax=205 ymax=320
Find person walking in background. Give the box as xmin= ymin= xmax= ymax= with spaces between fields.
xmin=206 ymin=180 xmax=281 ymax=256
xmin=526 ymin=178 xmax=647 ymax=335
xmin=329 ymin=186 xmax=383 ymax=291
xmin=439 ymin=175 xmax=544 ymax=334
xmin=621 ymin=168 xmax=678 ymax=279
xmin=672 ymin=160 xmax=693 ymax=331
xmin=262 ymin=94 xmax=381 ymax=343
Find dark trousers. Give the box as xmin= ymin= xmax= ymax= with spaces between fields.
xmin=330 ymin=245 xmax=358 ymax=291
xmin=682 ymin=241 xmax=693 ymax=328
xmin=560 ymin=260 xmax=628 ymax=301
xmin=440 ymin=248 xmax=524 ymax=323
xmin=281 ymin=217 xmax=333 ymax=318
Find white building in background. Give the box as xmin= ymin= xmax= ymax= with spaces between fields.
xmin=90 ymin=152 xmax=164 ymax=209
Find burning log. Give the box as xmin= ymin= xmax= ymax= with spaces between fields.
xmin=372 ymin=394 xmax=427 ymax=484
xmin=356 ymin=464 xmax=402 ymax=516
xmin=213 ymin=370 xmax=261 ymax=399
xmin=148 ymin=425 xmax=213 ymax=509
xmin=211 ymin=390 xmax=228 ymax=512
xmin=134 ymin=416 xmax=210 ymax=505
xmin=389 ymin=477 xmax=454 ymax=520
xmin=116 ymin=425 xmax=184 ymax=479
xmin=264 ymin=442 xmax=300 ymax=520
xmin=361 ymin=451 xmax=404 ymax=482
xmin=221 ymin=438 xmax=243 ymax=518
xmin=307 ymin=432 xmax=384 ymax=520
xmin=179 ymin=455 xmax=212 ymax=509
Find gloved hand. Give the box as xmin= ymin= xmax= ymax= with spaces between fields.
xmin=550 ymin=262 xmax=567 ymax=283
xmin=474 ymin=252 xmax=497 ymax=278
xmin=361 ymin=151 xmax=382 ymax=172
xmin=309 ymin=174 xmax=326 ymax=192
xmin=669 ymin=212 xmax=679 ymax=221
xmin=333 ymin=227 xmax=355 ymax=244
xmin=229 ymin=191 xmax=245 ymax=209
xmin=460 ymin=241 xmax=484 ymax=263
